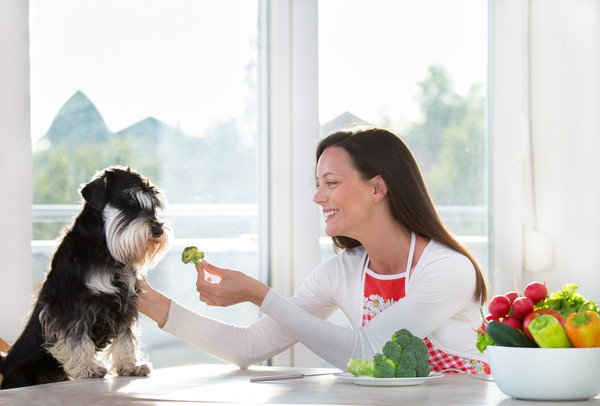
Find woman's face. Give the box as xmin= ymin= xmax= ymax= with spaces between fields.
xmin=313 ymin=147 xmax=375 ymax=239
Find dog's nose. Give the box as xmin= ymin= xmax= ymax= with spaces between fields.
xmin=151 ymin=223 xmax=164 ymax=238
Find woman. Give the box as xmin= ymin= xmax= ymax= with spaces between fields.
xmin=138 ymin=126 xmax=490 ymax=374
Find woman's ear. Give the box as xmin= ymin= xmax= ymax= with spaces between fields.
xmin=372 ymin=176 xmax=388 ymax=202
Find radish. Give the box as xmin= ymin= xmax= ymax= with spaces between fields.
xmin=505 ymin=291 xmax=520 ymax=304
xmin=478 ymin=314 xmax=498 ymax=334
xmin=511 ymin=297 xmax=534 ymax=319
xmin=501 ymin=316 xmax=522 ymax=330
xmin=488 ymin=295 xmax=511 ymax=318
xmin=523 ymin=282 xmax=548 ymax=305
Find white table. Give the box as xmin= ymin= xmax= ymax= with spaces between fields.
xmin=1 ymin=364 xmax=599 ymax=405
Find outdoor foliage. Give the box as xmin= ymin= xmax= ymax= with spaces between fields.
xmin=32 ymin=65 xmax=485 ymax=240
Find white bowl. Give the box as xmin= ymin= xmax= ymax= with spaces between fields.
xmin=486 ymin=346 xmax=600 ymax=401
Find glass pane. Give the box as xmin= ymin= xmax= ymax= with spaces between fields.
xmin=318 ymin=0 xmax=489 ymax=269
xmin=29 ymin=0 xmax=264 ymax=368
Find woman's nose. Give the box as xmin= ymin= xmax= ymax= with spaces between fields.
xmin=313 ymin=187 xmax=325 ymax=204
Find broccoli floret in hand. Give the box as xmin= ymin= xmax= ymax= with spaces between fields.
xmin=181 ymin=246 xmax=204 ymax=265
xmin=347 ymin=358 xmax=374 ymax=377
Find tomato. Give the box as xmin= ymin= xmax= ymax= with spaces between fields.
xmin=523 ymin=308 xmax=565 ymax=341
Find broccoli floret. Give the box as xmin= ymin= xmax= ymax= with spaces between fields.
xmin=389 ymin=329 xmax=430 ymax=378
xmin=373 ymin=353 xmax=396 ymax=378
xmin=397 ymin=352 xmax=417 ymax=370
xmin=415 ymin=363 xmax=430 ymax=378
xmin=382 ymin=341 xmax=402 ymax=363
xmin=413 ymin=349 xmax=429 ymax=367
xmin=347 ymin=358 xmax=374 ymax=377
xmin=181 ymin=246 xmax=204 ymax=265
xmin=395 ymin=365 xmax=417 ymax=378
xmin=407 ymin=336 xmax=429 ymax=358
xmin=391 ymin=329 xmax=413 ymax=345
xmin=346 ymin=329 xmax=431 ymax=380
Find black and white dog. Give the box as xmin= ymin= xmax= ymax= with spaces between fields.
xmin=0 ymin=166 xmax=171 ymax=389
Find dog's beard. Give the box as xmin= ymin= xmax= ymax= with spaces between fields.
xmin=103 ymin=205 xmax=171 ymax=272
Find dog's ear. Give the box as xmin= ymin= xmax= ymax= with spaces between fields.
xmin=80 ymin=176 xmax=107 ymax=211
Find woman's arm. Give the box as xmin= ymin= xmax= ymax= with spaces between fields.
xmin=136 ymin=263 xmax=339 ymax=368
xmin=192 ymin=253 xmax=476 ymax=371
xmin=137 ymin=279 xmax=171 ymax=327
xmin=259 ymin=254 xmax=477 ymax=370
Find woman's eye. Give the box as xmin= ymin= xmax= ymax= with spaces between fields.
xmin=315 ymin=180 xmax=338 ymax=189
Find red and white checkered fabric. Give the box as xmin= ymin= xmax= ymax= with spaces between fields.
xmin=424 ymin=337 xmax=490 ymax=374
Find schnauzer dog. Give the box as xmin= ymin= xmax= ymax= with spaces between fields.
xmin=0 ymin=166 xmax=171 ymax=389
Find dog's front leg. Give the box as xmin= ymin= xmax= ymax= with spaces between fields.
xmin=47 ymin=331 xmax=108 ymax=380
xmin=107 ymin=324 xmax=152 ymax=376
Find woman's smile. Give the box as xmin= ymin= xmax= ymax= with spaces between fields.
xmin=323 ymin=209 xmax=339 ymax=222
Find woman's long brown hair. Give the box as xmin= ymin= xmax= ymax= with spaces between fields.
xmin=317 ymin=127 xmax=488 ymax=304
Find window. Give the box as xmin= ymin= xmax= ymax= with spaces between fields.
xmin=318 ymin=0 xmax=489 ymax=269
xmin=29 ymin=0 xmax=267 ymax=368
xmin=26 ymin=0 xmax=489 ymax=369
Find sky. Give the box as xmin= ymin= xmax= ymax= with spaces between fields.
xmin=29 ymin=0 xmax=487 ymax=143
xmin=318 ymin=0 xmax=487 ymax=127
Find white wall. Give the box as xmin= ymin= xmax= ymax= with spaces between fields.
xmin=492 ymin=0 xmax=600 ymax=302
xmin=527 ymin=0 xmax=600 ymax=301
xmin=0 ymin=0 xmax=33 ymax=342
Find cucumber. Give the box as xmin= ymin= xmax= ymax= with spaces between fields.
xmin=486 ymin=321 xmax=536 ymax=348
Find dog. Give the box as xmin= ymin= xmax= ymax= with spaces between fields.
xmin=0 ymin=166 xmax=171 ymax=389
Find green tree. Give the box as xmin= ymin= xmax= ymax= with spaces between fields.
xmin=383 ymin=65 xmax=486 ymax=206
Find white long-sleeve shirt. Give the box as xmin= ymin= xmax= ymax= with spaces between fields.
xmin=162 ymin=240 xmax=486 ymax=370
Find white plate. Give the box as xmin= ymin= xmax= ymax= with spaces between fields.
xmin=336 ymin=372 xmax=444 ymax=387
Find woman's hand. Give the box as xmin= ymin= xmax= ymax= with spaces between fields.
xmin=136 ymin=277 xmax=171 ymax=328
xmin=195 ymin=260 xmax=269 ymax=307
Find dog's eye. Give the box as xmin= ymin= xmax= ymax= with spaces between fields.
xmin=130 ymin=190 xmax=155 ymax=211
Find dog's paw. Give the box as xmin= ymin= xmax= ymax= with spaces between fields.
xmin=116 ymin=362 xmax=152 ymax=377
xmin=73 ymin=364 xmax=108 ymax=379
